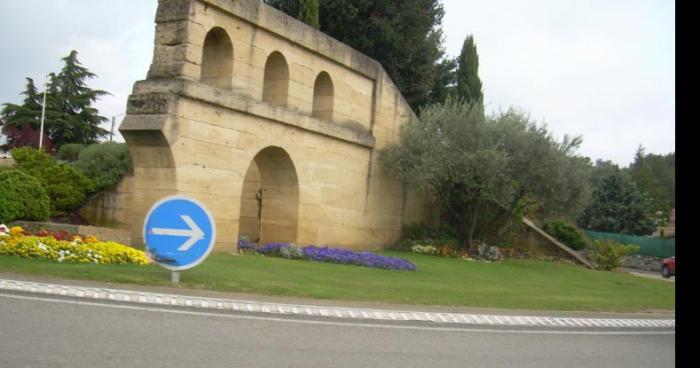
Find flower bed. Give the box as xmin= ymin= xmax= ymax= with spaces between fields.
xmin=409 ymin=243 xmax=472 ymax=259
xmin=305 ymin=245 xmax=416 ymax=271
xmin=0 ymin=224 xmax=151 ymax=265
xmin=256 ymin=243 xmax=416 ymax=271
xmin=410 ymin=244 xmax=438 ymax=255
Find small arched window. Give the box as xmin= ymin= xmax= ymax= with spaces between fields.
xmin=312 ymin=71 xmax=334 ymax=121
xmin=262 ymin=51 xmax=289 ymax=107
xmin=200 ymin=27 xmax=233 ymax=89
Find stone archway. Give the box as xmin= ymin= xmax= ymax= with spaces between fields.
xmin=238 ymin=146 xmax=299 ymax=245
xmin=201 ymin=27 xmax=233 ymax=89
xmin=312 ymin=71 xmax=334 ymax=121
xmin=262 ymin=51 xmax=289 ymax=107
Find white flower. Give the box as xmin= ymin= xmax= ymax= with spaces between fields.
xmin=0 ymin=224 xmax=9 ymax=234
xmin=38 ymin=243 xmax=48 ymax=251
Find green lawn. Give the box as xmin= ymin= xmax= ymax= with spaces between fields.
xmin=0 ymin=252 xmax=674 ymax=312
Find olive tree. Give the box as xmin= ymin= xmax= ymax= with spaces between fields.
xmin=381 ymin=99 xmax=591 ymax=248
xmin=380 ymin=98 xmax=508 ymax=246
xmin=486 ymin=109 xmax=591 ymax=240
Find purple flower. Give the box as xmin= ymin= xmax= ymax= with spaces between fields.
xmin=303 ymin=245 xmax=416 ymax=271
xmin=256 ymin=243 xmax=416 ymax=271
xmin=257 ymin=242 xmax=292 ymax=256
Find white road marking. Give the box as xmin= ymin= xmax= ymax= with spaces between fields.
xmin=0 ymin=293 xmax=674 ymax=336
xmin=0 ymin=278 xmax=674 ymax=330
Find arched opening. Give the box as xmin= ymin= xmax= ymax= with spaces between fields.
xmin=262 ymin=51 xmax=289 ymax=107
xmin=200 ymin=27 xmax=233 ymax=89
xmin=238 ymin=146 xmax=299 ymax=245
xmin=312 ymin=72 xmax=334 ymax=121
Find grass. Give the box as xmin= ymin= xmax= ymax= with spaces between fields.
xmin=0 ymin=251 xmax=675 ymax=312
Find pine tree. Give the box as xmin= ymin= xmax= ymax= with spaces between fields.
xmin=0 ymin=78 xmax=54 ymax=150
xmin=298 ymin=0 xmax=319 ymax=29
xmin=425 ymin=30 xmax=457 ymax=107
xmin=627 ymin=145 xmax=675 ymax=227
xmin=265 ymin=0 xmax=448 ymax=112
xmin=578 ymin=170 xmax=656 ymax=235
xmin=49 ymin=51 xmax=110 ymax=147
xmin=455 ymin=35 xmax=483 ymax=107
xmin=1 ymin=50 xmax=109 ymax=150
xmin=1 ymin=77 xmax=43 ymax=130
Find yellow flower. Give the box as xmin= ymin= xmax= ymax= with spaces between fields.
xmin=0 ymin=231 xmax=151 ymax=266
xmin=10 ymin=226 xmax=24 ymax=237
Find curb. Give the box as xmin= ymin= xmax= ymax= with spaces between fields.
xmin=0 ymin=278 xmax=675 ymax=329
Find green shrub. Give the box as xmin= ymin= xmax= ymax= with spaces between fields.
xmin=11 ymin=147 xmax=94 ymax=216
xmin=74 ymin=142 xmax=132 ymax=191
xmin=42 ymin=165 xmax=94 ymax=214
xmin=402 ymin=222 xmax=437 ymax=241
xmin=56 ymin=143 xmax=85 ymax=162
xmin=542 ymin=219 xmax=589 ymax=251
xmin=405 ymin=222 xmax=458 ymax=242
xmin=11 ymin=146 xmax=54 ymax=171
xmin=586 ymin=239 xmax=640 ymax=271
xmin=0 ymin=169 xmax=50 ymax=223
xmin=392 ymin=222 xmax=460 ymax=251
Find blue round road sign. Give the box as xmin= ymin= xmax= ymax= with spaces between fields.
xmin=143 ymin=195 xmax=216 ymax=271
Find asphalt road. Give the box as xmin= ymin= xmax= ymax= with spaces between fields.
xmin=0 ymin=293 xmax=674 ymax=368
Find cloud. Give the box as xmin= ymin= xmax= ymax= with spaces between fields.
xmin=58 ymin=20 xmax=155 ymax=142
xmin=442 ymin=0 xmax=674 ymax=166
xmin=2 ymin=1 xmax=674 ymax=166
xmin=0 ymin=0 xmax=157 ymax=143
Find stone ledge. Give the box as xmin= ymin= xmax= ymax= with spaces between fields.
xmin=152 ymin=0 xmax=415 ymax=118
xmin=126 ymin=79 xmax=376 ymax=148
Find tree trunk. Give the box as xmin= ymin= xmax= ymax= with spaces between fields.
xmin=466 ymin=202 xmax=479 ymax=249
xmin=467 ymin=211 xmax=478 ymax=246
xmin=492 ymin=217 xmax=513 ymax=244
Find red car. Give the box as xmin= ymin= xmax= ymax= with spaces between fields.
xmin=661 ymin=256 xmax=675 ymax=278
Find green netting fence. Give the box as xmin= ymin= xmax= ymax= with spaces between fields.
xmin=583 ymin=230 xmax=675 ymax=258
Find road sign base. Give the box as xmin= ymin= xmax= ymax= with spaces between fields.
xmin=171 ymin=271 xmax=180 ymax=284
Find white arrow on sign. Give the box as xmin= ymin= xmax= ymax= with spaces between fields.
xmin=150 ymin=215 xmax=205 ymax=251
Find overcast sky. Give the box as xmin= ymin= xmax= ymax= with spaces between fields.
xmin=0 ymin=0 xmax=674 ymax=166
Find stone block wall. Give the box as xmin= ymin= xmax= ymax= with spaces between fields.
xmin=83 ymin=0 xmax=437 ymax=252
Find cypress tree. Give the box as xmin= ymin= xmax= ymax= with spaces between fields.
xmin=298 ymin=0 xmax=320 ymax=29
xmin=455 ymin=35 xmax=483 ymax=106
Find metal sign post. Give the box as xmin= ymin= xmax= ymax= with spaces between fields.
xmin=38 ymin=75 xmax=48 ymax=150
